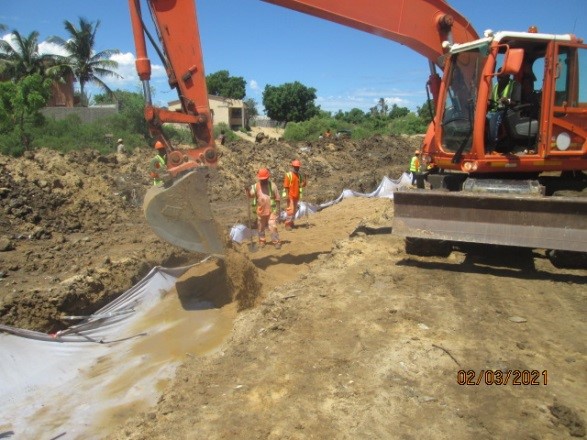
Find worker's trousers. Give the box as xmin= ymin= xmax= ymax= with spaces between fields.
xmin=257 ymin=212 xmax=280 ymax=243
xmin=285 ymin=197 xmax=300 ymax=228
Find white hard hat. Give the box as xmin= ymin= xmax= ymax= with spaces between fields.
xmin=117 ymin=138 xmax=123 ymax=143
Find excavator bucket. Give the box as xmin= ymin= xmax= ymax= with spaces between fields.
xmin=143 ymin=169 xmax=225 ymax=256
xmin=393 ymin=190 xmax=587 ymax=252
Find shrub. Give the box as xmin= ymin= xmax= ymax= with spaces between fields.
xmin=213 ymin=123 xmax=239 ymax=142
xmin=389 ymin=114 xmax=428 ymax=135
xmin=0 ymin=131 xmax=26 ymax=157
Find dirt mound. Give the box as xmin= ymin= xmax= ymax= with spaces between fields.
xmin=210 ymin=134 xmax=418 ymax=205
xmin=175 ymin=249 xmax=262 ymax=312
xmin=0 ymin=134 xmax=419 ymax=331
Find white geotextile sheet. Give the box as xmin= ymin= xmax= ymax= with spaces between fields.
xmin=0 ymin=262 xmax=202 ymax=439
xmin=230 ymin=173 xmax=412 ymax=244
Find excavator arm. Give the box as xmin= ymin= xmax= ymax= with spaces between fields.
xmin=130 ymin=0 xmax=479 ymax=161
xmin=128 ymin=0 xmax=218 ymax=170
xmin=128 ymin=0 xmax=224 ymax=256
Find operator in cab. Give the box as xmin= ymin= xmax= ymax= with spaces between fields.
xmin=487 ymin=68 xmax=521 ymax=152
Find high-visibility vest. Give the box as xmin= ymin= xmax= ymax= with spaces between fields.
xmin=282 ymin=171 xmax=305 ymax=198
xmin=491 ymin=80 xmax=514 ymax=102
xmin=409 ymin=156 xmax=420 ymax=173
xmin=251 ymin=181 xmax=277 ymax=214
xmin=150 ymin=154 xmax=166 ymax=185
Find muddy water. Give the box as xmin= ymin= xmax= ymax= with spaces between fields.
xmin=15 ymin=283 xmax=235 ymax=439
xmin=16 ymin=253 xmax=259 ymax=439
xmin=88 ymin=278 xmax=237 ymax=436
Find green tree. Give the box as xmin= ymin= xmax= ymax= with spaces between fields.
xmin=243 ymin=97 xmax=258 ymax=128
xmin=206 ymin=70 xmax=246 ymax=99
xmin=262 ymin=81 xmax=319 ymax=124
xmin=334 ymin=107 xmax=366 ymax=124
xmin=389 ymin=103 xmax=410 ymax=119
xmin=0 ymin=73 xmax=51 ymax=152
xmin=416 ymin=99 xmax=435 ymax=125
xmin=370 ymin=97 xmax=388 ymax=117
xmin=389 ymin=113 xmax=427 ymax=135
xmin=94 ymin=89 xmax=148 ymax=137
xmin=49 ymin=18 xmax=121 ymax=106
xmin=0 ymin=30 xmax=60 ymax=81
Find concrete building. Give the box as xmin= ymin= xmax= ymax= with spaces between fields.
xmin=168 ymin=95 xmax=246 ymax=130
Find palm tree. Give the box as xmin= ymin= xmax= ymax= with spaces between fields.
xmin=49 ymin=18 xmax=121 ymax=106
xmin=0 ymin=30 xmax=59 ymax=81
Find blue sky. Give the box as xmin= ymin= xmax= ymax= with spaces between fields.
xmin=1 ymin=0 xmax=586 ymax=114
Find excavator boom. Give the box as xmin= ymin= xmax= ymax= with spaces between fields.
xmin=262 ymin=0 xmax=479 ymax=66
xmin=130 ymin=0 xmax=480 ymax=256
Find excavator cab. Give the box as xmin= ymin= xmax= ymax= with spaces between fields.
xmin=395 ymin=32 xmax=587 ymax=257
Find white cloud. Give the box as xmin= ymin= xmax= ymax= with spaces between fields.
xmin=82 ymin=51 xmax=167 ymax=103
xmin=109 ymin=51 xmax=140 ymax=83
xmin=111 ymin=51 xmax=135 ymax=65
xmin=377 ymin=96 xmax=410 ymax=107
xmin=38 ymin=41 xmax=68 ymax=57
xmin=249 ymin=79 xmax=259 ymax=91
xmin=1 ymin=33 xmax=13 ymax=46
xmin=88 ymin=51 xmax=167 ymax=94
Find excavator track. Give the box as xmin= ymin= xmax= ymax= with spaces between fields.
xmin=393 ymin=190 xmax=587 ymax=253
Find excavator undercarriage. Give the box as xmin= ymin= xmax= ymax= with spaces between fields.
xmin=393 ymin=174 xmax=587 ymax=267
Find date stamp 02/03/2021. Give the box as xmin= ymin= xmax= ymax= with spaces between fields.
xmin=457 ymin=369 xmax=548 ymax=386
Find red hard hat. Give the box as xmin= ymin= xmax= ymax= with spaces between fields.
xmin=291 ymin=159 xmax=301 ymax=167
xmin=154 ymin=141 xmax=165 ymax=150
xmin=257 ymin=168 xmax=270 ymax=180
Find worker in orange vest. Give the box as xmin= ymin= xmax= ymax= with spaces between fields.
xmin=282 ymin=159 xmax=307 ymax=230
xmin=149 ymin=140 xmax=167 ymax=186
xmin=246 ymin=168 xmax=282 ymax=249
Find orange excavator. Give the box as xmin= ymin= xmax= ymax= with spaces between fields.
xmin=128 ymin=0 xmax=587 ymax=262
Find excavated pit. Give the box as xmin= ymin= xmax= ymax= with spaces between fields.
xmin=0 ymin=135 xmax=417 ymax=331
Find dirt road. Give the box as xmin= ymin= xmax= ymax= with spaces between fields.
xmin=0 ymin=137 xmax=585 ymax=439
xmin=105 ymin=196 xmax=585 ymax=440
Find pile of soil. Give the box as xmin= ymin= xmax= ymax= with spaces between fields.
xmin=0 ymin=134 xmax=417 ymax=331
